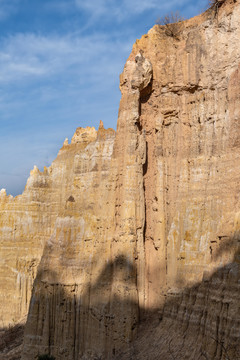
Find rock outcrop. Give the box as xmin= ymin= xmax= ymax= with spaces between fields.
xmin=0 ymin=124 xmax=116 ymax=334
xmin=0 ymin=0 xmax=240 ymax=359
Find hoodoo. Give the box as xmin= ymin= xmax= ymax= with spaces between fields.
xmin=0 ymin=0 xmax=240 ymax=359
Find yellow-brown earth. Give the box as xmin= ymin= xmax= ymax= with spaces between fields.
xmin=0 ymin=0 xmax=240 ymax=359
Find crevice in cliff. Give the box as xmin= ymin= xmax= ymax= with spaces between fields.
xmin=139 ymin=84 xmax=151 ymax=249
xmin=139 ymin=80 xmax=153 ymax=119
xmin=142 ymin=142 xmax=148 ymax=247
xmin=138 ymin=75 xmax=168 ymax=311
xmin=139 ymin=80 xmax=153 ymax=239
xmin=142 ymin=142 xmax=148 ymax=177
xmin=135 ymin=120 xmax=142 ymax=133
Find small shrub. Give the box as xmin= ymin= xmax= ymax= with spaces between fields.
xmin=156 ymin=11 xmax=185 ymax=40
xmin=208 ymin=0 xmax=226 ymax=15
xmin=208 ymin=0 xmax=226 ymax=7
xmin=37 ymin=355 xmax=55 ymax=360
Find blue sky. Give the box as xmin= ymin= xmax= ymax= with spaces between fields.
xmin=0 ymin=0 xmax=208 ymax=196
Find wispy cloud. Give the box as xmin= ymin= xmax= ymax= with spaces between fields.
xmin=44 ymin=1 xmax=75 ymax=14
xmin=74 ymin=0 xmax=191 ymax=21
xmin=0 ymin=0 xmax=19 ymax=21
xmin=0 ymin=31 xmax=133 ymax=84
xmin=0 ymin=28 xmax=134 ymax=195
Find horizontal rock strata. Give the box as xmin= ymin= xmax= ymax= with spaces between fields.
xmin=0 ymin=0 xmax=240 ymax=359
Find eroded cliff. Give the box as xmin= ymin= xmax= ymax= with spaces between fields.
xmin=1 ymin=0 xmax=240 ymax=359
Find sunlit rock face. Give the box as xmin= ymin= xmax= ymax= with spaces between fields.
xmin=1 ymin=0 xmax=240 ymax=359
xmin=0 ymin=124 xmax=115 ymax=331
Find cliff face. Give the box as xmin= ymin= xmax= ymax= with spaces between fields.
xmin=21 ymin=54 xmax=153 ymax=360
xmin=0 ymin=124 xmax=115 ymax=329
xmin=1 ymin=0 xmax=240 ymax=359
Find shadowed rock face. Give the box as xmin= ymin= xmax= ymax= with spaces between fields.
xmin=118 ymin=242 xmax=240 ymax=360
xmin=1 ymin=0 xmax=240 ymax=359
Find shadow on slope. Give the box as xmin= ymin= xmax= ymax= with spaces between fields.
xmin=22 ymin=252 xmax=139 ymax=359
xmin=118 ymin=238 xmax=240 ymax=360
xmin=0 ymin=323 xmax=24 ymax=360
xmin=20 ymin=237 xmax=240 ymax=359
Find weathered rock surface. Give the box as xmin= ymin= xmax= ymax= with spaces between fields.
xmin=0 ymin=0 xmax=240 ymax=359
xmin=0 ymin=124 xmax=116 ymax=342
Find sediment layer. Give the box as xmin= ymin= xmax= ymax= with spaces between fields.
xmin=0 ymin=1 xmax=239 ymax=359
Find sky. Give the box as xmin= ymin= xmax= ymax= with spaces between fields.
xmin=0 ymin=0 xmax=208 ymax=196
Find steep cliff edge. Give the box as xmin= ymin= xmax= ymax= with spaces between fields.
xmin=1 ymin=0 xmax=240 ymax=359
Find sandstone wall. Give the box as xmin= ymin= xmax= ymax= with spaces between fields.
xmin=129 ymin=0 xmax=240 ymax=306
xmin=21 ymin=54 xmax=153 ymax=359
xmin=118 ymin=1 xmax=240 ymax=357
xmin=0 ymin=0 xmax=240 ymax=359
xmin=0 ymin=125 xmax=115 ymax=328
